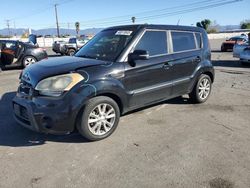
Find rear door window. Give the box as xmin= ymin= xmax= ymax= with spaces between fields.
xmin=134 ymin=30 xmax=168 ymax=56
xmin=171 ymin=31 xmax=196 ymax=52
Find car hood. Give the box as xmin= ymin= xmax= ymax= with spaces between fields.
xmin=21 ymin=56 xmax=109 ymax=87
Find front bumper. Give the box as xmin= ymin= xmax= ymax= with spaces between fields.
xmin=12 ymin=92 xmax=80 ymax=135
xmin=240 ymin=53 xmax=250 ymax=63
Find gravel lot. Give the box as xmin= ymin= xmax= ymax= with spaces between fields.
xmin=0 ymin=39 xmax=250 ymax=188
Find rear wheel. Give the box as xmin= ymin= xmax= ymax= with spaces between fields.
xmin=240 ymin=60 xmax=249 ymax=66
xmin=77 ymin=96 xmax=120 ymax=141
xmin=23 ymin=56 xmax=37 ymax=68
xmin=67 ymin=49 xmax=76 ymax=56
xmin=189 ymin=74 xmax=212 ymax=103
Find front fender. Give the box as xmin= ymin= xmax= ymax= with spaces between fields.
xmin=73 ymin=78 xmax=128 ymax=114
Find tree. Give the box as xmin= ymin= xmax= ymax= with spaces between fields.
xmin=196 ymin=19 xmax=211 ymax=31
xmin=207 ymin=20 xmax=220 ymax=33
xmin=240 ymin=20 xmax=250 ymax=29
xmin=131 ymin=17 xmax=136 ymax=24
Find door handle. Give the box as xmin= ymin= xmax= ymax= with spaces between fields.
xmin=162 ymin=62 xmax=171 ymax=69
xmin=194 ymin=56 xmax=201 ymax=63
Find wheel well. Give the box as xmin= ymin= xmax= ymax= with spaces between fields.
xmin=74 ymin=93 xmax=124 ymax=132
xmin=203 ymin=71 xmax=214 ymax=83
xmin=23 ymin=55 xmax=37 ymax=61
xmin=96 ymin=93 xmax=123 ymax=114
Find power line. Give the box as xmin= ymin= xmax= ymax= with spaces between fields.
xmin=58 ymin=0 xmax=242 ymax=28
xmin=59 ymin=0 xmax=241 ymax=27
xmin=4 ymin=0 xmax=243 ymax=30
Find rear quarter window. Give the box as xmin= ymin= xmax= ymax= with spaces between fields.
xmin=171 ymin=31 xmax=196 ymax=52
xmin=195 ymin=33 xmax=202 ymax=48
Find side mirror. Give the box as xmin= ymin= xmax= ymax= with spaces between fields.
xmin=128 ymin=50 xmax=149 ymax=67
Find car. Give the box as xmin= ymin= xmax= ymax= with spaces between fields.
xmin=61 ymin=37 xmax=88 ymax=56
xmin=52 ymin=40 xmax=67 ymax=55
xmin=13 ymin=24 xmax=214 ymax=141
xmin=221 ymin=36 xmax=248 ymax=52
xmin=239 ymin=47 xmax=250 ymax=65
xmin=233 ymin=41 xmax=249 ymax=58
xmin=0 ymin=40 xmax=48 ymax=69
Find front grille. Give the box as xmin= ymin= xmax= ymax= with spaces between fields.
xmin=13 ymin=103 xmax=30 ymax=124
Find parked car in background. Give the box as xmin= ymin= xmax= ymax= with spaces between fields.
xmin=233 ymin=40 xmax=249 ymax=58
xmin=52 ymin=40 xmax=67 ymax=55
xmin=221 ymin=36 xmax=248 ymax=52
xmin=240 ymin=47 xmax=250 ymax=65
xmin=0 ymin=40 xmax=47 ymax=69
xmin=61 ymin=37 xmax=88 ymax=56
xmin=13 ymin=24 xmax=214 ymax=141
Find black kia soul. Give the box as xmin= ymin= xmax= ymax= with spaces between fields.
xmin=13 ymin=24 xmax=214 ymax=141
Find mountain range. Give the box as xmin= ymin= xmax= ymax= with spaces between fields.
xmin=0 ymin=28 xmax=103 ymax=36
xmin=0 ymin=25 xmax=241 ymax=36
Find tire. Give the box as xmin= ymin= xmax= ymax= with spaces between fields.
xmin=77 ymin=96 xmax=120 ymax=141
xmin=240 ymin=61 xmax=249 ymax=66
xmin=189 ymin=74 xmax=212 ymax=103
xmin=23 ymin=56 xmax=37 ymax=68
xmin=67 ymin=49 xmax=76 ymax=56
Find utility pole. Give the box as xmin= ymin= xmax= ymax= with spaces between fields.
xmin=54 ymin=4 xmax=60 ymax=37
xmin=177 ymin=19 xmax=180 ymax=25
xmin=5 ymin=20 xmax=10 ymax=37
xmin=14 ymin=20 xmax=16 ymax=37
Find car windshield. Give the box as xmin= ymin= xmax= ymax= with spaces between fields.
xmin=75 ymin=29 xmax=134 ymax=61
xmin=229 ymin=37 xmax=244 ymax=41
xmin=69 ymin=38 xmax=76 ymax=43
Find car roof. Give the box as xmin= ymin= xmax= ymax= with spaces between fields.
xmin=104 ymin=24 xmax=205 ymax=33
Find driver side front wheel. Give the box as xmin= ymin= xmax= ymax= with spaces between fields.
xmin=77 ymin=96 xmax=120 ymax=141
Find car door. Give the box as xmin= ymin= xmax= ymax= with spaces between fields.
xmin=14 ymin=41 xmax=25 ymax=63
xmin=123 ymin=30 xmax=173 ymax=108
xmin=1 ymin=41 xmax=17 ymax=65
xmin=169 ymin=31 xmax=202 ymax=95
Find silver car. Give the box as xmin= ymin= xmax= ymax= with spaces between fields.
xmin=240 ymin=47 xmax=250 ymax=65
xmin=233 ymin=41 xmax=249 ymax=58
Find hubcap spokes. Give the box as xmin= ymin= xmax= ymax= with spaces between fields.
xmin=88 ymin=103 xmax=116 ymax=136
xmin=198 ymin=78 xmax=210 ymax=100
xmin=25 ymin=58 xmax=35 ymax=66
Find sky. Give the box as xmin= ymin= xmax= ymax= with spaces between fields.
xmin=0 ymin=0 xmax=249 ymax=30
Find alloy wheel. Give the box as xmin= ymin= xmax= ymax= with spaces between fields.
xmin=198 ymin=78 xmax=211 ymax=100
xmin=88 ymin=103 xmax=116 ymax=136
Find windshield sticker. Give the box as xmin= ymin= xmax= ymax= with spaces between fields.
xmin=115 ymin=30 xmax=133 ymax=36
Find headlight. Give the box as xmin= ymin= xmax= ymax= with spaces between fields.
xmin=35 ymin=73 xmax=84 ymax=97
